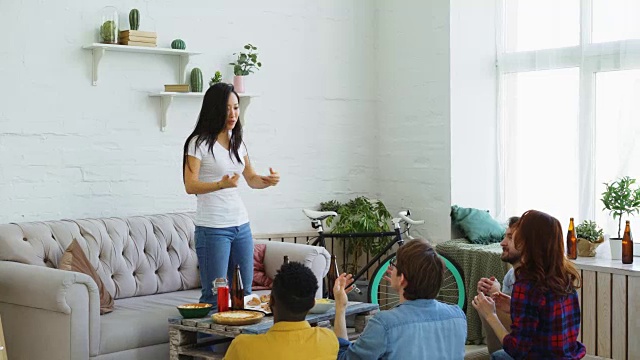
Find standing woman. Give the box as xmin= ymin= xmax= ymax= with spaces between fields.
xmin=472 ymin=210 xmax=586 ymax=359
xmin=183 ymin=83 xmax=280 ymax=305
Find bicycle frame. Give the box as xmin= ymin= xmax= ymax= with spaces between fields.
xmin=310 ymin=220 xmax=405 ymax=287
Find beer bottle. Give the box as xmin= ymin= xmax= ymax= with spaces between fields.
xmin=622 ymin=220 xmax=634 ymax=264
xmin=326 ymin=255 xmax=340 ymax=300
xmin=231 ymin=265 xmax=244 ymax=310
xmin=283 ymin=255 xmax=290 ymax=265
xmin=567 ymin=218 xmax=577 ymax=260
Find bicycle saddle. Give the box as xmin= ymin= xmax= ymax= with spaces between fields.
xmin=302 ymin=209 xmax=337 ymax=221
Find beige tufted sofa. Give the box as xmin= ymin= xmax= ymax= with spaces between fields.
xmin=0 ymin=212 xmax=330 ymax=360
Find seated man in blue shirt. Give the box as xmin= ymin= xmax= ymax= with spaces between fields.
xmin=333 ymin=238 xmax=467 ymax=360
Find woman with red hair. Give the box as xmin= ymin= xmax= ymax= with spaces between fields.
xmin=472 ymin=210 xmax=586 ymax=359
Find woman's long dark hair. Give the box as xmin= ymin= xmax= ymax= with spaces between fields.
xmin=182 ymin=83 xmax=243 ymax=181
xmin=514 ymin=210 xmax=582 ymax=295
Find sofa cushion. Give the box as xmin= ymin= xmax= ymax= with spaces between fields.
xmin=450 ymin=206 xmax=505 ymax=245
xmin=99 ymin=289 xmax=201 ymax=355
xmin=59 ymin=238 xmax=114 ymax=314
xmin=252 ymin=243 xmax=273 ymax=291
xmin=0 ymin=213 xmax=200 ymax=300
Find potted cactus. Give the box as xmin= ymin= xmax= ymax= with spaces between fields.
xmin=575 ymin=220 xmax=604 ymax=257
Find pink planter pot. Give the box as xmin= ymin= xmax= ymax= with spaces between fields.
xmin=233 ymin=76 xmax=245 ymax=93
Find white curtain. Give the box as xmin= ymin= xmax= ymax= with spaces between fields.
xmin=496 ymin=0 xmax=640 ymax=237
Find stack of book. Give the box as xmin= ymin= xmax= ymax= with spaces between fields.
xmin=119 ymin=30 xmax=157 ymax=47
xmin=164 ymin=84 xmax=190 ymax=92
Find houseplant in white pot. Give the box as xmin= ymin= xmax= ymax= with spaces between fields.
xmin=575 ymin=220 xmax=604 ymax=257
xmin=229 ymin=43 xmax=261 ymax=93
xmin=601 ymin=176 xmax=640 ymax=259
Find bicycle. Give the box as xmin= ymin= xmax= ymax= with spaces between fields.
xmin=302 ymin=209 xmax=466 ymax=311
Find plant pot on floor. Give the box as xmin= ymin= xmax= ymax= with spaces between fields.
xmin=577 ymin=237 xmax=604 ymax=257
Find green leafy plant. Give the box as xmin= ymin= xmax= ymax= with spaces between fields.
xmin=319 ymin=197 xmax=392 ymax=275
xmin=601 ymin=176 xmax=640 ymax=238
xmin=209 ymin=71 xmax=222 ymax=86
xmin=575 ymin=220 xmax=604 ymax=243
xmin=229 ymin=44 xmax=262 ymax=76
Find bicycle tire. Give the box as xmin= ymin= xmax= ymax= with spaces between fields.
xmin=368 ymin=252 xmax=466 ymax=311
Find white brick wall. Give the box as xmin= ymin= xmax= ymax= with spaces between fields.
xmin=450 ymin=0 xmax=499 ymax=216
xmin=375 ymin=0 xmax=452 ymax=242
xmin=0 ymin=0 xmax=458 ymax=238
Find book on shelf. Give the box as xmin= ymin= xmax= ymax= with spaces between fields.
xmin=119 ymin=41 xmax=157 ymax=47
xmin=119 ymin=35 xmax=157 ymax=44
xmin=119 ymin=30 xmax=157 ymax=39
xmin=164 ymin=84 xmax=190 ymax=92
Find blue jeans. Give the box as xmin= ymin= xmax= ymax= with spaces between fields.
xmin=195 ymin=223 xmax=254 ymax=306
xmin=491 ymin=350 xmax=514 ymax=360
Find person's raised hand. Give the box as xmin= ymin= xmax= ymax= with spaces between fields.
xmin=220 ymin=173 xmax=240 ymax=188
xmin=472 ymin=292 xmax=496 ymax=320
xmin=260 ymin=167 xmax=280 ymax=186
xmin=491 ymin=291 xmax=511 ymax=314
xmin=477 ymin=276 xmax=500 ymax=295
xmin=333 ymin=273 xmax=352 ymax=310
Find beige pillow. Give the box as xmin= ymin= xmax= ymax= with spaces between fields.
xmin=59 ymin=239 xmax=114 ymax=315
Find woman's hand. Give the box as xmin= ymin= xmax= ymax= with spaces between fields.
xmin=219 ymin=173 xmax=240 ymax=189
xmin=472 ymin=292 xmax=496 ymax=320
xmin=259 ymin=168 xmax=280 ymax=186
xmin=491 ymin=291 xmax=511 ymax=314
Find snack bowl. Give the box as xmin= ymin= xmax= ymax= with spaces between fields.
xmin=177 ymin=303 xmax=213 ymax=319
xmin=308 ymin=298 xmax=335 ymax=314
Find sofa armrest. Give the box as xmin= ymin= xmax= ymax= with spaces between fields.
xmin=255 ymin=240 xmax=330 ymax=299
xmin=0 ymin=260 xmax=101 ymax=359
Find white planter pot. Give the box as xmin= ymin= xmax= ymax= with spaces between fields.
xmin=609 ymin=238 xmax=622 ymax=260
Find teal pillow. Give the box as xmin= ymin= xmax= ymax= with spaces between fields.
xmin=451 ymin=205 xmax=505 ymax=245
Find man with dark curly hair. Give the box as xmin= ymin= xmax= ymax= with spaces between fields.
xmin=224 ymin=262 xmax=338 ymax=359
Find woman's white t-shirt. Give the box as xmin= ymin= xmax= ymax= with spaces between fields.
xmin=187 ymin=136 xmax=249 ymax=228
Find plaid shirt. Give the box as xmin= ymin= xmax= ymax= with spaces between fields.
xmin=503 ymin=279 xmax=586 ymax=359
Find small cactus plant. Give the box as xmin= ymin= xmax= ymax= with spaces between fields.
xmin=100 ymin=20 xmax=117 ymax=43
xmin=190 ymin=68 xmax=203 ymax=92
xmin=129 ymin=9 xmax=140 ymax=30
xmin=171 ymin=39 xmax=186 ymax=50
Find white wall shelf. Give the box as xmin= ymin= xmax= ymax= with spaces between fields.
xmin=82 ymin=43 xmax=201 ymax=86
xmin=148 ymin=92 xmax=258 ymax=131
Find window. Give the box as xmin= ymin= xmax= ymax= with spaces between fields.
xmin=498 ymin=0 xmax=640 ymax=235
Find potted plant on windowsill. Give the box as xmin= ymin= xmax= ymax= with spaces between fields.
xmin=319 ymin=197 xmax=392 ymax=302
xmin=601 ymin=176 xmax=640 ymax=259
xmin=229 ymin=43 xmax=261 ymax=93
xmin=575 ymin=220 xmax=604 ymax=257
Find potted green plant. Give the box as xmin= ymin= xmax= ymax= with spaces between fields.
xmin=209 ymin=71 xmax=222 ymax=86
xmin=320 ymin=197 xmax=392 ymax=274
xmin=601 ymin=176 xmax=640 ymax=259
xmin=229 ymin=43 xmax=262 ymax=93
xmin=575 ymin=220 xmax=604 ymax=257
xmin=319 ymin=197 xmax=392 ymax=301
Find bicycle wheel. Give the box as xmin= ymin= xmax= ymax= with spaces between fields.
xmin=368 ymin=252 xmax=466 ymax=311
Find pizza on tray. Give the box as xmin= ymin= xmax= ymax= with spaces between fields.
xmin=212 ymin=310 xmax=265 ymax=325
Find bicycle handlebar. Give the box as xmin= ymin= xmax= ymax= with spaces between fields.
xmin=397 ymin=210 xmax=425 ymax=225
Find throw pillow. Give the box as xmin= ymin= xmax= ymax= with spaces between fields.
xmin=59 ymin=239 xmax=114 ymax=314
xmin=252 ymin=244 xmax=273 ymax=291
xmin=451 ymin=205 xmax=505 ymax=245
